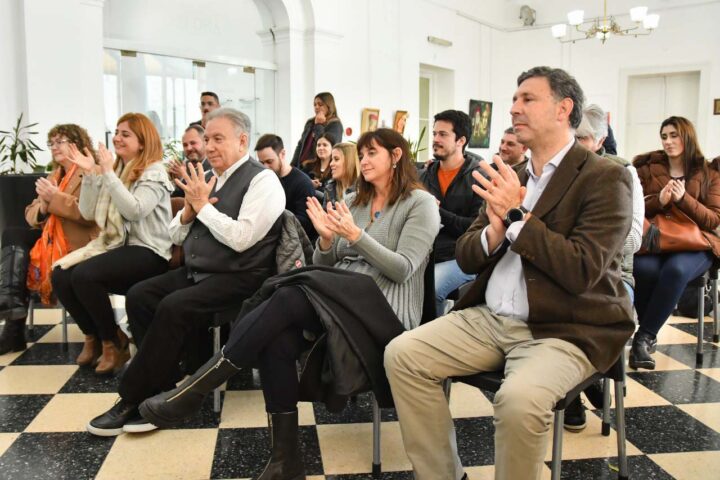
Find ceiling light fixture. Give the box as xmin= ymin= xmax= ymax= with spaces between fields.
xmin=551 ymin=0 xmax=659 ymax=44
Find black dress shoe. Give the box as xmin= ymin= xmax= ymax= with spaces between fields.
xmin=87 ymin=399 xmax=140 ymax=437
xmin=563 ymin=396 xmax=587 ymax=432
xmin=629 ymin=331 xmax=657 ymax=370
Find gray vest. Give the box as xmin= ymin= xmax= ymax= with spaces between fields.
xmin=183 ymin=159 xmax=281 ymax=281
xmin=599 ymin=148 xmax=635 ymax=288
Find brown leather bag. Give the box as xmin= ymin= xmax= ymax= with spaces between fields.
xmin=640 ymin=207 xmax=710 ymax=254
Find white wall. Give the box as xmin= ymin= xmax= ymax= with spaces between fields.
xmin=0 ymin=0 xmax=27 ymax=133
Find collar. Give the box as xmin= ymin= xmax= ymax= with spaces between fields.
xmin=526 ymin=135 xmax=574 ymax=179
xmin=213 ymin=153 xmax=249 ymax=179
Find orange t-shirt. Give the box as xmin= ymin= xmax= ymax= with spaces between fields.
xmin=437 ymin=166 xmax=461 ymax=197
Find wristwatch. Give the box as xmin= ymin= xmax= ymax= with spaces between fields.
xmin=503 ymin=206 xmax=528 ymax=228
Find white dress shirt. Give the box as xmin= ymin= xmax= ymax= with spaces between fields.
xmin=481 ymin=136 xmax=575 ymax=321
xmin=168 ymin=154 xmax=286 ymax=253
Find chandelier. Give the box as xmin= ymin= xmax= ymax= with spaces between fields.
xmin=551 ymin=0 xmax=659 ymax=44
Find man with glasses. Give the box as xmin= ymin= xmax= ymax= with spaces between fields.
xmin=189 ymin=91 xmax=221 ymax=129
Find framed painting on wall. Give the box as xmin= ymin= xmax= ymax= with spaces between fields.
xmin=361 ymin=108 xmax=380 ymax=133
xmin=468 ymin=99 xmax=492 ymax=148
xmin=393 ymin=111 xmax=408 ymax=135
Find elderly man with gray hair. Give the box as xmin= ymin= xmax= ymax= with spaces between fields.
xmin=87 ymin=107 xmax=286 ymax=436
xmin=563 ymin=103 xmax=644 ymax=430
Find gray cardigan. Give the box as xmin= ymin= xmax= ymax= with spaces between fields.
xmin=313 ymin=189 xmax=440 ymax=329
xmin=79 ymin=161 xmax=174 ymax=260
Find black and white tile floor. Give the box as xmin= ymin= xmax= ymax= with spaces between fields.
xmin=0 ymin=301 xmax=718 ymax=479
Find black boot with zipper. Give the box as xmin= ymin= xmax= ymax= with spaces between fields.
xmin=256 ymin=410 xmax=305 ymax=480
xmin=0 ymin=245 xmax=29 ymax=355
xmin=139 ymin=351 xmax=240 ymax=428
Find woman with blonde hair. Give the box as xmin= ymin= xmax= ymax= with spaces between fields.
xmin=51 ymin=113 xmax=174 ymax=374
xmin=324 ymin=142 xmax=360 ymax=204
xmin=0 ymin=124 xmax=99 ymax=355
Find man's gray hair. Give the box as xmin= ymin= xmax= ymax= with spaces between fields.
xmin=576 ymin=104 xmax=608 ymax=142
xmin=206 ymin=107 xmax=252 ymax=139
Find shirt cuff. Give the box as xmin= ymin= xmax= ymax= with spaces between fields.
xmin=505 ymin=220 xmax=526 ymax=243
xmin=480 ymin=226 xmax=505 ymax=256
xmin=196 ymin=203 xmax=217 ymax=224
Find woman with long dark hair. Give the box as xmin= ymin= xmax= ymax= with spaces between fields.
xmin=0 ymin=124 xmax=99 ymax=354
xmin=291 ymin=92 xmax=343 ymax=168
xmin=301 ymin=132 xmax=336 ymax=190
xmin=136 ymin=129 xmax=440 ymax=480
xmin=51 ymin=113 xmax=174 ymax=374
xmin=631 ymin=116 xmax=720 ymax=369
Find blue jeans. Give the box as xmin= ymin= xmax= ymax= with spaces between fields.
xmin=434 ymin=260 xmax=476 ymax=316
xmin=633 ymin=251 xmax=713 ymax=337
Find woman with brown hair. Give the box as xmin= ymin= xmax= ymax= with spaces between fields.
xmin=51 ymin=113 xmax=174 ymax=374
xmin=323 ymin=142 xmax=360 ymax=205
xmin=301 ymin=132 xmax=336 ymax=190
xmin=0 ymin=124 xmax=99 ymax=355
xmin=291 ymin=92 xmax=343 ymax=168
xmin=631 ymin=116 xmax=720 ymax=370
xmin=136 ymin=129 xmax=440 ymax=479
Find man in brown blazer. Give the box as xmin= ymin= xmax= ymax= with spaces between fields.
xmin=385 ymin=66 xmax=635 ymax=480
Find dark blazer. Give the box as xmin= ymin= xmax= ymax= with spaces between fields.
xmin=454 ymin=141 xmax=635 ymax=373
xmin=290 ymin=117 xmax=344 ymax=168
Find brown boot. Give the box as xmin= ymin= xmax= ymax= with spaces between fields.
xmin=95 ymin=340 xmax=130 ymax=375
xmin=76 ymin=335 xmax=101 ymax=366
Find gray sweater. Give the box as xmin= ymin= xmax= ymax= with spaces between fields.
xmin=313 ymin=189 xmax=440 ymax=329
xmin=79 ymin=161 xmax=174 ymax=260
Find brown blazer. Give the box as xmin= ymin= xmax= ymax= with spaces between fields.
xmin=25 ymin=167 xmax=99 ymax=252
xmin=633 ymin=150 xmax=720 ymax=256
xmin=455 ymin=142 xmax=635 ymax=373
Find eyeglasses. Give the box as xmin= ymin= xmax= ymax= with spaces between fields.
xmin=47 ymin=139 xmax=70 ymax=148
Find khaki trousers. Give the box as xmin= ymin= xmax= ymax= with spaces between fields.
xmin=384 ymin=306 xmax=596 ymax=480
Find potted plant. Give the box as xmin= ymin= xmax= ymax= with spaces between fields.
xmin=0 ymin=114 xmax=45 ymax=236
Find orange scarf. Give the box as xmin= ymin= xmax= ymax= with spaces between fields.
xmin=27 ymin=165 xmax=76 ymax=304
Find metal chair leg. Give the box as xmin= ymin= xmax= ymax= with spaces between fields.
xmin=615 ymin=378 xmax=629 ymax=480
xmin=372 ymin=395 xmax=382 ymax=477
xmin=712 ymin=278 xmax=719 ymax=343
xmin=550 ymin=409 xmax=564 ymax=480
xmin=27 ymin=296 xmax=35 ymax=336
xmin=443 ymin=377 xmax=452 ymax=401
xmin=61 ymin=306 xmax=68 ymax=351
xmin=601 ymin=377 xmax=612 ymax=436
xmin=697 ymin=283 xmax=705 ymax=366
xmin=213 ymin=326 xmax=222 ymax=413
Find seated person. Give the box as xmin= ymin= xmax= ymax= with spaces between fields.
xmin=0 ymin=124 xmax=99 ymax=355
xmin=170 ymin=125 xmax=211 ymax=197
xmin=52 ymin=113 xmax=174 ymax=375
xmin=86 ymin=108 xmax=285 ymax=436
xmin=420 ymin=110 xmax=483 ymax=315
xmin=323 ymin=142 xmax=360 ymax=205
xmin=498 ymin=127 xmax=529 ymax=167
xmin=300 ymin=132 xmax=336 ymax=191
xmin=255 ymin=133 xmax=317 ymax=241
xmin=136 ymin=129 xmax=440 ymax=480
xmin=384 ymin=67 xmax=635 ymax=480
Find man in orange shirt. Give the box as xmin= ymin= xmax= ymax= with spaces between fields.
xmin=420 ymin=110 xmax=483 ymax=315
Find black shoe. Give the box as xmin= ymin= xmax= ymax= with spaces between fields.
xmin=257 ymin=411 xmax=305 ymax=480
xmin=583 ymin=379 xmax=605 ymax=410
xmin=563 ymin=396 xmax=587 ymax=432
xmin=629 ymin=331 xmax=656 ymax=370
xmin=139 ymin=351 xmax=239 ymax=428
xmin=0 ymin=317 xmax=27 ymax=355
xmin=87 ymin=399 xmax=140 ymax=437
xmin=122 ymin=414 xmax=158 ymax=434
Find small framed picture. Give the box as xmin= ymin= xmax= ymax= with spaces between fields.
xmin=361 ymin=108 xmax=380 ymax=133
xmin=393 ymin=111 xmax=408 ymax=135
xmin=714 ymin=99 xmax=720 ymax=115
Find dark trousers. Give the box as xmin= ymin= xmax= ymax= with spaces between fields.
xmin=119 ymin=267 xmax=268 ymax=404
xmin=1 ymin=227 xmax=41 ymax=250
xmin=224 ymin=286 xmax=322 ymax=413
xmin=51 ymin=246 xmax=168 ymax=341
xmin=633 ymin=250 xmax=713 ymax=336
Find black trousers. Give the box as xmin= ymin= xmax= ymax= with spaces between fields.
xmin=224 ymin=286 xmax=323 ymax=413
xmin=119 ymin=267 xmax=268 ymax=404
xmin=51 ymin=246 xmax=168 ymax=341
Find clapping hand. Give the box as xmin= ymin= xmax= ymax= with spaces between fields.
xmin=659 ymin=181 xmax=674 ymax=206
xmin=174 ymin=161 xmax=217 ymax=218
xmin=168 ymin=158 xmax=185 ymax=180
xmin=66 ymin=143 xmax=97 ymax=172
xmin=669 ymin=178 xmax=685 ymax=203
xmin=306 ymin=196 xmax=335 ymax=249
xmin=97 ymin=143 xmax=115 ymax=173
xmin=326 ymin=201 xmax=362 ymax=243
xmin=471 ymin=154 xmax=526 ymax=220
xmin=36 ymin=177 xmax=59 ymax=203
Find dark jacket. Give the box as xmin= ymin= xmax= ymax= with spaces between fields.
xmin=234 ymin=266 xmax=405 ymax=408
xmin=290 ymin=117 xmax=344 ymax=168
xmin=455 ymin=142 xmax=635 ymax=373
xmin=420 ymin=153 xmax=484 ymax=262
xmin=633 ymin=150 xmax=720 ymax=256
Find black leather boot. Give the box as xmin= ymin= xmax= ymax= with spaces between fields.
xmin=0 ymin=245 xmax=29 ymax=316
xmin=0 ymin=316 xmax=27 ymax=355
xmin=629 ymin=331 xmax=657 ymax=370
xmin=256 ymin=411 xmax=305 ymax=480
xmin=139 ymin=351 xmax=240 ymax=428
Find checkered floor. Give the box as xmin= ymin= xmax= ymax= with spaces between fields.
xmin=0 ymin=301 xmax=718 ymax=480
